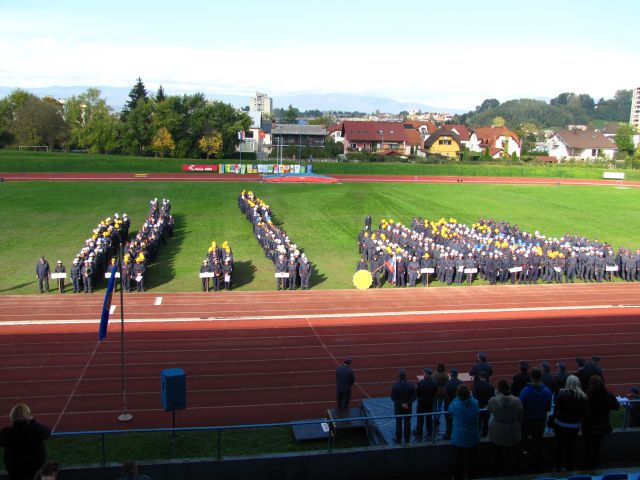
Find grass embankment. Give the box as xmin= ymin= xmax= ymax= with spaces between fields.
xmin=1 ymin=182 xmax=639 ymax=295
xmin=2 ymin=150 xmax=640 ymax=180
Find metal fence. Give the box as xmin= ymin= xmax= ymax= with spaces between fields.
xmin=49 ymin=400 xmax=639 ymax=466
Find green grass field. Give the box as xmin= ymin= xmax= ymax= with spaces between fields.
xmin=1 ymin=150 xmax=639 ymax=180
xmin=1 ymin=181 xmax=639 ymax=295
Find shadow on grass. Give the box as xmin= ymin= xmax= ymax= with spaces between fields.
xmin=309 ymin=261 xmax=327 ymax=288
xmin=0 ymin=280 xmax=37 ymax=293
xmin=232 ymin=260 xmax=256 ymax=289
xmin=146 ymin=213 xmax=186 ymax=289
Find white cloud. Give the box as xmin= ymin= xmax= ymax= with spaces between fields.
xmin=1 ymin=35 xmax=638 ymax=110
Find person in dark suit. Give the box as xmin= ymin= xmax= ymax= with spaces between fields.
xmin=0 ymin=404 xmax=51 ymax=480
xmin=335 ymin=358 xmax=355 ymax=410
xmin=469 ymin=352 xmax=493 ymax=386
xmin=415 ymin=367 xmax=438 ymax=441
xmin=391 ymin=369 xmax=416 ymax=444
xmin=35 ymin=256 xmax=50 ymax=293
xmin=473 ymin=371 xmax=495 ymax=437
xmin=511 ymin=361 xmax=531 ymax=398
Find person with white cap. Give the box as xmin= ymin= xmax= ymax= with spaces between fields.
xmin=299 ymin=253 xmax=312 ymax=290
xmin=70 ymin=257 xmax=82 ymax=293
xmin=53 ymin=260 xmax=66 ymax=293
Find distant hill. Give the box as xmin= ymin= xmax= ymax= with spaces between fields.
xmin=0 ymin=85 xmax=462 ymax=114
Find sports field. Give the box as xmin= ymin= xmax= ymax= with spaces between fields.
xmin=1 ymin=181 xmax=639 ymax=294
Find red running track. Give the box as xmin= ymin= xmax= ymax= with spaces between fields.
xmin=0 ymin=284 xmax=639 ymax=433
xmin=2 ymin=171 xmax=639 ymax=188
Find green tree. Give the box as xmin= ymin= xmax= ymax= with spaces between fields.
xmin=121 ymin=77 xmax=148 ymax=121
xmin=492 ymin=116 xmax=506 ymax=127
xmin=156 ymin=85 xmax=166 ymax=102
xmin=198 ymin=132 xmax=223 ymax=159
xmin=282 ymin=104 xmax=299 ymax=124
xmin=12 ymin=96 xmax=66 ymax=148
xmin=121 ymin=98 xmax=153 ymax=154
xmin=615 ymin=123 xmax=635 ymax=156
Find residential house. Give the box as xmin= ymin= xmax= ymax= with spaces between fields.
xmin=341 ymin=121 xmax=421 ymax=155
xmin=440 ymin=124 xmax=478 ymax=150
xmin=597 ymin=122 xmax=640 ymax=149
xmin=547 ymin=129 xmax=617 ymax=160
xmin=424 ymin=128 xmax=462 ymax=159
xmin=327 ymin=124 xmax=344 ymax=143
xmin=240 ymin=111 xmax=272 ymax=159
xmin=473 ymin=126 xmax=521 ymax=158
xmin=271 ymin=124 xmax=327 ymax=152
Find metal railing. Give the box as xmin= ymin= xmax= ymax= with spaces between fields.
xmin=49 ymin=400 xmax=639 ymax=466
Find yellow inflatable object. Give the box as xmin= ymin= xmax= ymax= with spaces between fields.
xmin=353 ymin=270 xmax=373 ymax=290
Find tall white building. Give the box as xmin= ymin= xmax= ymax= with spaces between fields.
xmin=631 ymin=86 xmax=640 ymax=130
xmin=250 ymin=92 xmax=273 ymax=115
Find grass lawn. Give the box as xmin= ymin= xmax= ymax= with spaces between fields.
xmin=1 ymin=181 xmax=639 ymax=295
xmin=2 ymin=150 xmax=640 ymax=180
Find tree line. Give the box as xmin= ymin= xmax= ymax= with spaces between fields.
xmin=0 ymin=78 xmax=252 ymax=158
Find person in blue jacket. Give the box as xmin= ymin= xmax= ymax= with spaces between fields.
xmin=448 ymin=384 xmax=480 ymax=480
xmin=519 ymin=367 xmax=552 ymax=472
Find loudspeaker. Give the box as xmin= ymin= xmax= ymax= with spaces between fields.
xmin=161 ymin=368 xmax=186 ymax=411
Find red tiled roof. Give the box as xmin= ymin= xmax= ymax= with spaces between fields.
xmin=342 ymin=121 xmax=408 ymax=142
xmin=327 ymin=123 xmax=342 ymax=134
xmin=441 ymin=124 xmax=471 ymax=141
xmin=555 ymin=129 xmax=617 ymax=149
xmin=402 ymin=120 xmax=437 ymax=134
xmin=475 ymin=126 xmax=520 ymax=147
xmin=403 ymin=128 xmax=423 ymax=146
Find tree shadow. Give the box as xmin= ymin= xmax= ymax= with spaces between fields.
xmin=0 ymin=280 xmax=37 ymax=293
xmin=146 ymin=213 xmax=186 ymax=289
xmin=232 ymin=260 xmax=256 ymax=288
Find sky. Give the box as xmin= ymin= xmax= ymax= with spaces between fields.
xmin=1 ymin=0 xmax=639 ymax=110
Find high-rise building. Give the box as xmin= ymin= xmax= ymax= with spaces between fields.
xmin=250 ymin=92 xmax=273 ymax=115
xmin=631 ymin=86 xmax=640 ymax=129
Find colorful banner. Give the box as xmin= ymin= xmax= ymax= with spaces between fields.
xmin=182 ymin=164 xmax=218 ymax=172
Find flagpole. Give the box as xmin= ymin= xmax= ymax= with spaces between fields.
xmin=118 ymin=241 xmax=133 ymax=422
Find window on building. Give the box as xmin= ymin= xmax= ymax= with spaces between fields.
xmin=438 ymin=139 xmax=452 ymax=145
xmin=350 ymin=143 xmax=357 ymax=149
xmin=591 ymin=149 xmax=598 ymax=156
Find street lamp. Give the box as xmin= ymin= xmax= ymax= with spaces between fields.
xmin=377 ymin=129 xmax=384 ymax=152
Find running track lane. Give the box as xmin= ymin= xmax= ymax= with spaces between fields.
xmin=1 ymin=172 xmax=639 ymax=188
xmin=0 ymin=284 xmax=639 ymax=432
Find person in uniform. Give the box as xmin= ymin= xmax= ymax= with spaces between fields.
xmin=395 ymin=255 xmax=406 ymax=288
xmin=122 ymin=256 xmax=132 ymax=293
xmin=391 ymin=369 xmax=416 ymax=444
xmin=133 ymin=259 xmax=145 ymax=292
xmin=335 ymin=358 xmax=355 ymax=411
xmin=70 ymin=258 xmax=82 ymax=293
xmin=35 ymin=256 xmax=50 ymax=294
xmin=469 ymin=352 xmax=493 ymax=386
xmin=415 ymin=367 xmax=438 ymax=441
xmin=286 ymin=256 xmax=298 ymax=290
xmin=81 ymin=260 xmax=93 ymax=293
xmin=299 ymin=254 xmax=312 ymax=290
xmin=369 ymin=253 xmax=383 ymax=288
xmin=222 ymin=257 xmax=233 ymax=291
xmin=407 ymin=256 xmax=420 ymax=287
xmin=212 ymin=257 xmax=222 ymax=291
xmin=200 ymin=260 xmax=210 ymax=291
xmin=275 ymin=253 xmax=287 ymax=290
xmin=53 ymin=261 xmax=66 ymax=293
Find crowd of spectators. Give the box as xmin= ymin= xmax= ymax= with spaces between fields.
xmin=357 ymin=216 xmax=640 ymax=287
xmin=238 ymin=190 xmax=312 ymax=290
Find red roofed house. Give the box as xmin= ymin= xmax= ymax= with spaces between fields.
xmin=327 ymin=123 xmax=344 ymax=143
xmin=341 ymin=121 xmax=423 ymax=155
xmin=473 ymin=126 xmax=521 ymax=158
xmin=547 ymin=129 xmax=617 ymax=160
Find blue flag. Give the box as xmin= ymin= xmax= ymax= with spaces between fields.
xmin=99 ymin=263 xmax=119 ymax=341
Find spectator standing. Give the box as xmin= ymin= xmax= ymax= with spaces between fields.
xmin=444 ymin=368 xmax=463 ymax=440
xmin=487 ymin=380 xmax=523 ymax=476
xmin=575 ymin=357 xmax=590 ymax=391
xmin=432 ymin=363 xmax=450 ymax=437
xmin=519 ymin=367 xmax=553 ymax=472
xmin=553 ymin=375 xmax=587 ymax=472
xmin=469 ymin=352 xmax=493 ymax=386
xmin=448 ymin=384 xmax=480 ymax=480
xmin=415 ymin=367 xmax=438 ymax=441
xmin=555 ymin=362 xmax=569 ymax=393
xmin=0 ymin=403 xmax=51 ymax=480
xmin=511 ymin=361 xmax=531 ymax=398
xmin=390 ymin=369 xmax=416 ymax=444
xmin=335 ymin=359 xmax=355 ymax=411
xmin=582 ymin=375 xmax=619 ymax=469
xmin=472 ymin=371 xmax=495 ymax=437
xmin=540 ymin=362 xmax=557 ymax=394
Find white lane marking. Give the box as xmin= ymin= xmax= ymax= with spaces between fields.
xmin=109 ymin=305 xmax=116 ymax=315
xmin=0 ymin=303 xmax=638 ymax=327
xmin=154 ymin=297 xmax=163 ymax=306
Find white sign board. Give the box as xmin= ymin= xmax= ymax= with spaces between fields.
xmin=135 ymin=275 xmax=143 ymax=282
xmin=606 ymin=265 xmax=619 ymax=272
xmin=275 ymin=272 xmax=290 ymax=278
xmin=464 ymin=268 xmax=478 ymax=274
xmin=603 ymin=172 xmax=625 ymax=180
xmin=553 ymin=267 xmax=562 ymax=273
xmin=421 ymin=268 xmax=435 ymax=274
xmin=51 ymin=273 xmax=67 ymax=279
xmin=105 ymin=272 xmax=121 ymax=279
xmin=509 ymin=267 xmax=523 ymax=273
xmin=199 ymin=272 xmax=215 ymax=278
xmin=224 ymin=274 xmax=231 ymax=282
